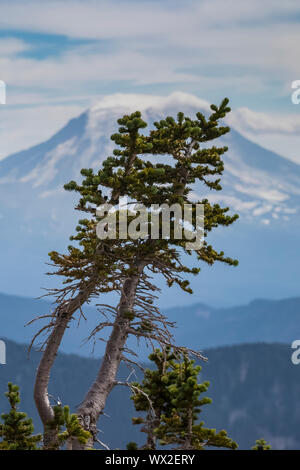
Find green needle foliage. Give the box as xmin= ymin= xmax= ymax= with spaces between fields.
xmin=252 ymin=438 xmax=271 ymax=450
xmin=49 ymin=98 xmax=238 ymax=301
xmin=129 ymin=349 xmax=238 ymax=450
xmin=46 ymin=405 xmax=91 ymax=450
xmin=0 ymin=383 xmax=41 ymax=450
xmin=130 ymin=348 xmax=179 ymax=449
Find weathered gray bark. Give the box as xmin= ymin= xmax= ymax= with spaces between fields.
xmin=73 ymin=264 xmax=145 ymax=449
xmin=182 ymin=407 xmax=193 ymax=450
xmin=142 ymin=411 xmax=161 ymax=450
xmin=34 ymin=288 xmax=96 ymax=449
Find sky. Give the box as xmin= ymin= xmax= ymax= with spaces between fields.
xmin=0 ymin=0 xmax=300 ymax=163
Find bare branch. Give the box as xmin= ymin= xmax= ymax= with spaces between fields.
xmin=115 ymin=381 xmax=156 ymax=417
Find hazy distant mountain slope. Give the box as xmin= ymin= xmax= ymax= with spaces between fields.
xmin=168 ymin=296 xmax=300 ymax=351
xmin=0 ymin=92 xmax=299 ymax=304
xmin=0 ymin=340 xmax=299 ymax=449
xmin=1 ymin=292 xmax=299 ymax=358
xmin=0 ymin=292 xmax=101 ymax=357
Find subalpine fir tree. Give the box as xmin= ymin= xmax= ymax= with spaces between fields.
xmin=129 ymin=347 xmax=178 ymax=449
xmin=252 ymin=439 xmax=271 ymax=450
xmin=129 ymin=349 xmax=237 ymax=450
xmin=33 ymin=99 xmax=239 ymax=449
xmin=155 ymin=356 xmax=237 ymax=450
xmin=0 ymin=383 xmax=41 ymax=450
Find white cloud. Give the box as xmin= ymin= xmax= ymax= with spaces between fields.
xmin=253 ymin=205 xmax=273 ymax=216
xmin=90 ymin=91 xmax=210 ymax=113
xmin=262 ymin=218 xmax=271 ymax=225
xmin=0 ymin=0 xmax=298 ymax=41
xmin=39 ymin=187 xmax=64 ymax=199
xmin=191 ymin=192 xmax=258 ymax=212
xmin=0 ymin=38 xmax=31 ymax=56
xmin=229 ymin=107 xmax=300 ymax=135
xmin=0 ymin=48 xmax=199 ymax=90
xmin=0 ymin=0 xmax=300 ymax=95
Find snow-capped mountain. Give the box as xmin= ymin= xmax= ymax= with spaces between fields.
xmin=1 ymin=92 xmax=300 ymax=223
xmin=0 ymin=92 xmax=299 ymax=304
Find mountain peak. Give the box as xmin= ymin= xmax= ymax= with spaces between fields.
xmin=90 ymin=91 xmax=210 ymax=114
xmin=1 ymin=92 xmax=300 ymax=225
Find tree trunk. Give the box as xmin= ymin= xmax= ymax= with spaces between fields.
xmin=182 ymin=407 xmax=193 ymax=450
xmin=142 ymin=411 xmax=161 ymax=450
xmin=34 ymin=287 xmax=96 ymax=449
xmin=73 ymin=264 xmax=144 ymax=450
